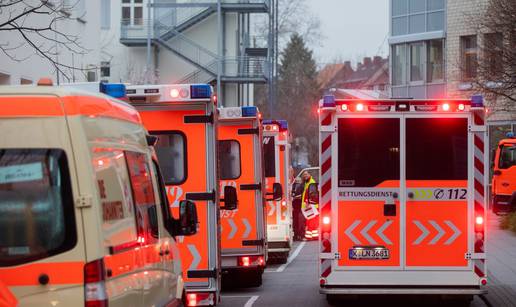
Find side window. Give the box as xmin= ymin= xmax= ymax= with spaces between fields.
xmin=263 ymin=136 xmax=276 ymax=178
xmin=338 ymin=118 xmax=400 ymax=187
xmin=125 ymin=151 xmax=159 ymax=242
xmin=93 ymin=150 xmax=138 ymax=248
xmin=152 ymin=131 xmax=187 ymax=185
xmin=219 ymin=140 xmax=241 ymax=180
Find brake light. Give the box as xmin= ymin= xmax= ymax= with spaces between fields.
xmin=340 ymin=104 xmax=348 ymax=111
xmin=355 ymin=103 xmax=365 ymax=111
xmin=322 ymin=216 xmax=330 ymax=225
xmin=241 ymin=256 xmax=250 ymax=267
xmin=476 ymin=216 xmax=484 ymax=225
xmin=458 ymin=103 xmax=465 ymax=111
xmin=186 ymin=292 xmax=215 ymax=307
xmin=442 ymin=103 xmax=450 ymax=111
xmin=281 ymin=200 xmax=287 ymax=206
xmin=238 ymin=256 xmax=264 ymax=267
xmin=84 ymin=259 xmax=108 ymax=307
xmin=187 ymin=294 xmax=197 ymax=306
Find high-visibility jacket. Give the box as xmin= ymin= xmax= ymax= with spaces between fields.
xmin=302 ymin=177 xmax=317 ymax=209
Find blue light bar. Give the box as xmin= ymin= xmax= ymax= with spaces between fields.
xmin=507 ymin=132 xmax=515 ymax=138
xmin=277 ymin=120 xmax=288 ymax=131
xmin=471 ymin=95 xmax=484 ymax=107
xmin=323 ymin=95 xmax=336 ymax=108
xmin=190 ymin=84 xmax=211 ymax=99
xmin=99 ymin=83 xmax=126 ymax=99
xmin=242 ymin=106 xmax=258 ymax=117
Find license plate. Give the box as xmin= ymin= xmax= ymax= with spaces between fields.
xmin=349 ymin=247 xmax=390 ymax=260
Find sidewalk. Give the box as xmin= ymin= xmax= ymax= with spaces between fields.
xmin=484 ymin=211 xmax=516 ymax=306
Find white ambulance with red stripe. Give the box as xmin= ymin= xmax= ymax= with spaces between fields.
xmin=317 ymin=95 xmax=488 ymax=303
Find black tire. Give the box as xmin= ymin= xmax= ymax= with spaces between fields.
xmin=247 ymin=269 xmax=263 ymax=287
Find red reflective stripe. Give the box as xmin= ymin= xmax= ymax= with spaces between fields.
xmin=474 ymin=112 xmax=485 ymax=126
xmin=474 ymin=135 xmax=484 ymax=153
xmin=321 ymin=113 xmax=332 ymax=126
xmin=321 ymin=180 xmax=331 ymax=197
xmin=321 ymin=137 xmax=331 ymax=153
xmin=474 ymin=157 xmax=484 ymax=174
xmin=474 ymin=179 xmax=485 ymax=197
xmin=474 ymin=265 xmax=485 ymax=277
xmin=0 ymin=262 xmax=84 ymax=286
xmin=321 ymin=158 xmax=331 ymax=175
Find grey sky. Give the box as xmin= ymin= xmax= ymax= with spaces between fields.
xmin=306 ymin=0 xmax=389 ymax=65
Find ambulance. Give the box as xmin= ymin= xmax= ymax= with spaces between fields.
xmin=0 ymin=80 xmax=198 ymax=307
xmin=317 ymin=95 xmax=488 ymax=304
xmin=491 ymin=133 xmax=516 ymax=214
xmin=124 ymin=83 xmax=237 ymax=306
xmin=218 ymin=106 xmax=272 ymax=287
xmin=262 ymin=120 xmax=292 ymax=263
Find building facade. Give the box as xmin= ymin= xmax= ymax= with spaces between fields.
xmin=0 ymin=0 xmax=101 ymax=85
xmin=101 ymin=0 xmax=273 ymax=107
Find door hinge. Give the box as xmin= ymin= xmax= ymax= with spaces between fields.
xmin=240 ymin=183 xmax=262 ymax=191
xmin=320 ymin=252 xmax=340 ymax=260
xmin=186 ymin=191 xmax=216 ymax=202
xmin=184 ymin=113 xmax=214 ymax=124
xmin=465 ymin=252 xmax=486 ymax=260
xmin=76 ymin=195 xmax=93 ymax=208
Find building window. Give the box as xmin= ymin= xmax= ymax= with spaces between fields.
xmin=101 ymin=0 xmax=111 ymax=29
xmin=484 ymin=33 xmax=503 ymax=80
xmin=100 ymin=61 xmax=110 ymax=78
xmin=122 ymin=0 xmax=143 ymax=26
xmin=391 ymin=0 xmax=445 ymax=36
xmin=392 ymin=44 xmax=407 ymax=86
xmin=427 ymin=39 xmax=444 ymax=82
xmin=410 ymin=42 xmax=424 ymax=82
xmin=461 ymin=35 xmax=478 ymax=81
xmin=0 ymin=72 xmax=11 ymax=85
xmin=20 ymin=78 xmax=32 ymax=85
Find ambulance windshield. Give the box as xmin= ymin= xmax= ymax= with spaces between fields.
xmin=499 ymin=144 xmax=516 ymax=169
xmin=263 ymin=136 xmax=276 ymax=178
xmin=0 ymin=149 xmax=76 ymax=266
xmin=219 ymin=140 xmax=241 ymax=180
xmin=153 ymin=132 xmax=187 ymax=185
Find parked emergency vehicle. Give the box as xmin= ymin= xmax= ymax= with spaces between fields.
xmin=317 ymin=95 xmax=488 ymax=304
xmin=218 ymin=106 xmax=270 ymax=286
xmin=491 ymin=134 xmax=516 ymax=214
xmin=0 ymin=81 xmax=198 ymax=307
xmin=262 ymin=120 xmax=292 ymax=263
xmin=124 ymin=83 xmax=235 ymax=306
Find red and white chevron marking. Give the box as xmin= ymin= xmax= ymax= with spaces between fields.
xmin=320 ymin=110 xmax=333 ymax=279
xmin=473 ymin=108 xmax=486 ymax=278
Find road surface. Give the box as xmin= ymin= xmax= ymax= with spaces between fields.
xmin=219 ymin=213 xmax=516 ymax=307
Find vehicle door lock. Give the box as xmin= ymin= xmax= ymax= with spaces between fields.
xmin=76 ymin=195 xmax=92 ymax=208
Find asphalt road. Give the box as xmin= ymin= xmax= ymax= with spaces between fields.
xmin=219 ymin=241 xmax=494 ymax=307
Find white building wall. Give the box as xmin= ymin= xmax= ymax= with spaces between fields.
xmin=101 ymin=0 xmax=254 ymax=107
xmin=0 ymin=0 xmax=101 ymax=85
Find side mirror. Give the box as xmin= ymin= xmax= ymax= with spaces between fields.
xmin=221 ymin=186 xmax=238 ymax=210
xmin=493 ymin=170 xmax=502 ymax=176
xmin=308 ymin=183 xmax=319 ymax=204
xmin=177 ymin=200 xmax=198 ymax=236
xmin=267 ymin=182 xmax=283 ymax=201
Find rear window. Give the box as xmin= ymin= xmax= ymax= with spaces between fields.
xmin=263 ymin=136 xmax=276 ymax=178
xmin=338 ymin=118 xmax=400 ymax=187
xmin=219 ymin=140 xmax=241 ymax=180
xmin=0 ymin=149 xmax=76 ymax=266
xmin=499 ymin=144 xmax=516 ymax=169
xmin=152 ymin=131 xmax=187 ymax=185
xmin=406 ymin=118 xmax=467 ymax=180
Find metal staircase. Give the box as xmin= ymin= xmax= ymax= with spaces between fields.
xmin=120 ymin=0 xmax=270 ymax=84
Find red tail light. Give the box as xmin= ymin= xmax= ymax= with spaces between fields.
xmin=340 ymin=104 xmax=348 ymax=111
xmin=355 ymin=103 xmax=365 ymax=111
xmin=458 ymin=103 xmax=465 ymax=111
xmin=475 ymin=216 xmax=484 ymax=225
xmin=322 ymin=216 xmax=331 ymax=225
xmin=187 ymin=294 xmax=197 ymax=307
xmin=442 ymin=103 xmax=450 ymax=111
xmin=84 ymin=259 xmax=108 ymax=307
xmin=238 ymin=256 xmax=264 ymax=267
xmin=186 ymin=292 xmax=215 ymax=307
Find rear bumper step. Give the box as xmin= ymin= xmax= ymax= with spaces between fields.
xmin=320 ymin=287 xmax=486 ymax=295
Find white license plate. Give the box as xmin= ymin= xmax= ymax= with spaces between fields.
xmin=349 ymin=247 xmax=390 ymax=260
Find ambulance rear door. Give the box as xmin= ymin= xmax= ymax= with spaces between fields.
xmin=218 ymin=107 xmax=266 ymax=258
xmin=329 ymin=101 xmax=482 ymax=285
xmin=263 ymin=124 xmax=281 ymax=234
xmin=128 ymin=85 xmax=220 ymax=292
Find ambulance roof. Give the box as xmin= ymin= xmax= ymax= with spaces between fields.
xmin=0 ymin=85 xmax=141 ymax=124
